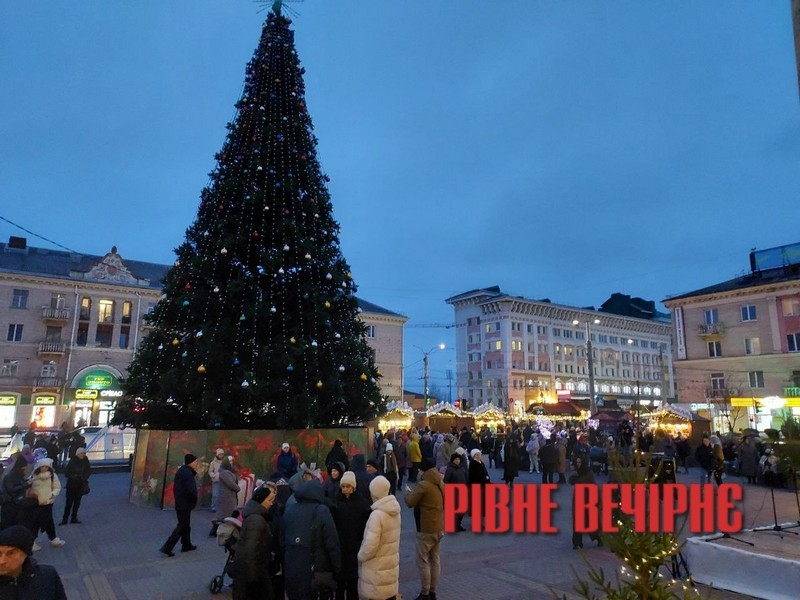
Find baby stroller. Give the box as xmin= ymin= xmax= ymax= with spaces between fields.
xmin=209 ymin=517 xmax=241 ymax=594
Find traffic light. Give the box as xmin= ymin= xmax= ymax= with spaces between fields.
xmin=425 ymin=395 xmax=430 ymax=406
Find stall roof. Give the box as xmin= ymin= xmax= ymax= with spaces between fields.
xmin=526 ymin=402 xmax=581 ymax=417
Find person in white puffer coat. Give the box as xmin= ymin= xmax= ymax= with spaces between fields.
xmin=357 ymin=475 xmax=401 ymax=600
xmin=24 ymin=457 xmax=65 ymax=551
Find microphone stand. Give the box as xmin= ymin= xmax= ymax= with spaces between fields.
xmin=753 ymin=484 xmax=800 ymax=536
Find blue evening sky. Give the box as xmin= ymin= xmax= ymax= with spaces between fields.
xmin=1 ymin=1 xmax=798 ymax=398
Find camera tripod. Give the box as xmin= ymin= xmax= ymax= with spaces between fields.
xmin=666 ymin=550 xmax=693 ymax=585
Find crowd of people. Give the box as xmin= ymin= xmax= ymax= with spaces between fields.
xmin=0 ymin=422 xmax=88 ymax=597
xmin=160 ymin=419 xmax=786 ymax=599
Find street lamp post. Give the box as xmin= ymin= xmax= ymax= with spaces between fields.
xmin=574 ymin=318 xmax=600 ymax=416
xmin=416 ymin=344 xmax=445 ymax=405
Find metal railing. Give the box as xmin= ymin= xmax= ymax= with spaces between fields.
xmin=34 ymin=377 xmax=61 ymax=388
xmin=41 ymin=307 xmax=70 ymax=320
xmin=697 ymin=323 xmax=725 ymax=335
xmin=38 ymin=341 xmax=65 ymax=354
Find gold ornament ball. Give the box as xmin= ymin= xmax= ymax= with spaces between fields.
xmin=290 ymin=337 xmax=296 ymax=344
xmin=197 ymin=364 xmax=207 ymax=374
xmin=171 ymin=338 xmax=180 ymax=346
xmin=324 ymin=301 xmax=331 ymax=308
xmin=360 ymin=373 xmax=368 ymax=381
xmin=316 ymin=380 xmax=323 ymax=389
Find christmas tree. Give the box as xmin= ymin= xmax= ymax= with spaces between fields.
xmin=116 ymin=3 xmax=383 ymax=430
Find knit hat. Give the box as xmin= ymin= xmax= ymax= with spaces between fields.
xmin=369 ymin=475 xmax=391 ymax=501
xmin=0 ymin=525 xmax=34 ymax=555
xmin=340 ymin=471 xmax=357 ymax=489
xmin=470 ymin=448 xmax=482 ymax=459
xmin=76 ymin=447 xmax=87 ymax=455
xmin=450 ymin=452 xmax=461 ymax=463
xmin=455 ymin=447 xmax=466 ymax=457
xmin=252 ymin=486 xmax=273 ymax=504
xmin=184 ymin=453 xmax=198 ymax=465
xmin=384 ymin=443 xmax=393 ymax=452
xmin=366 ymin=458 xmax=380 ymax=471
xmin=420 ymin=458 xmax=435 ymax=472
xmin=281 ymin=442 xmax=290 ymax=451
xmin=215 ymin=448 xmax=225 ymax=456
xmin=33 ymin=457 xmax=54 ymax=472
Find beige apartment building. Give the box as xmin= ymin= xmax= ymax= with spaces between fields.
xmin=446 ymin=286 xmax=675 ymax=419
xmin=0 ymin=237 xmax=405 ymax=429
xmin=663 ymin=244 xmax=800 ymax=434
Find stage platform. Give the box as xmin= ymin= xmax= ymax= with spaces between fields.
xmin=684 ymin=525 xmax=800 ymax=600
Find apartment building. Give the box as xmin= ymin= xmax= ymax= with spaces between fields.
xmin=663 ymin=243 xmax=800 ymax=433
xmin=446 ymin=286 xmax=674 ymax=418
xmin=0 ymin=237 xmax=405 ymax=429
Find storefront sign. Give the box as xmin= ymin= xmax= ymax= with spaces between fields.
xmin=34 ymin=396 xmax=56 ymax=406
xmin=99 ymin=401 xmax=116 ymax=410
xmin=730 ymin=397 xmax=758 ymax=408
xmin=75 ymin=389 xmax=98 ymax=400
xmin=0 ymin=396 xmax=17 ymax=406
xmin=100 ymin=389 xmax=123 ymax=398
xmin=85 ymin=374 xmax=113 ymax=388
xmin=74 ymin=400 xmax=94 ymax=408
xmin=76 ymin=369 xmax=119 ymax=390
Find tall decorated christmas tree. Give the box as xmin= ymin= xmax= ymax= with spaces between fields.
xmin=116 ymin=3 xmax=383 ymax=430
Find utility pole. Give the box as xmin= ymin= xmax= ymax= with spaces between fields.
xmin=574 ymin=318 xmax=600 ymax=415
xmin=423 ymin=352 xmax=430 ymax=405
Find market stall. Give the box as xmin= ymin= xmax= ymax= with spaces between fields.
xmin=378 ymin=401 xmax=414 ymax=433
xmin=426 ymin=402 xmax=463 ymax=433
xmin=646 ymin=405 xmax=710 ymax=448
xmin=471 ymin=403 xmax=508 ymax=432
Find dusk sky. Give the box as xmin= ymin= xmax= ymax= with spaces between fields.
xmin=2 ymin=1 xmax=798 ymax=399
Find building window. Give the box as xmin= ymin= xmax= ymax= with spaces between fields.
xmin=494 ymin=340 xmax=501 ymax=350
xmin=98 ymin=299 xmax=114 ymax=323
xmin=40 ymin=362 xmax=57 ymax=378
xmin=366 ymin=325 xmax=375 ymax=338
xmin=119 ymin=326 xmax=130 ymax=349
xmin=79 ymin=297 xmax=92 ymax=321
xmin=76 ymin=323 xmax=88 ymax=346
xmin=744 ymin=337 xmax=760 ymax=355
xmin=748 ymin=371 xmax=765 ymax=388
xmin=788 ymin=333 xmax=800 ymax=353
xmin=782 ymin=298 xmax=800 ymax=317
xmin=553 ymin=328 xmax=561 ymax=337
xmin=50 ymin=293 xmax=66 ymax=310
xmin=598 ymin=334 xmax=608 ymax=343
xmin=527 ymin=324 xmax=533 ymax=333
xmin=563 ymin=330 xmax=573 ymax=339
xmin=45 ymin=327 xmax=61 ymax=343
xmin=710 ymin=372 xmax=725 ymax=392
xmin=707 ymin=341 xmax=722 ymax=357
xmin=6 ymin=324 xmax=23 ymax=342
xmin=1 ymin=360 xmax=18 ymax=377
xmin=511 ymin=340 xmax=522 ymax=351
xmin=95 ymin=324 xmax=113 ymax=348
xmin=122 ymin=301 xmax=133 ymax=324
xmin=11 ymin=289 xmax=28 ymax=309
xmin=741 ymin=305 xmax=757 ymax=321
xmin=704 ymin=309 xmax=718 ymax=324
xmin=537 ymin=326 xmax=547 ymax=335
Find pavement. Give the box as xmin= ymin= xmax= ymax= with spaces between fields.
xmin=33 ymin=466 xmax=800 ymax=600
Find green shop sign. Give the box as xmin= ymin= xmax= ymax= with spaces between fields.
xmin=0 ymin=396 xmax=17 ymax=406
xmin=76 ymin=370 xmax=118 ymax=390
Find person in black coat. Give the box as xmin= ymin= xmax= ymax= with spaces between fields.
xmin=468 ymin=449 xmax=490 ymax=525
xmin=60 ymin=447 xmax=91 ymax=525
xmin=1 ymin=455 xmax=32 ymax=530
xmin=0 ymin=525 xmax=67 ymax=599
xmin=282 ymin=480 xmax=342 ymax=600
xmin=324 ymin=440 xmax=350 ymax=472
xmin=349 ymin=454 xmax=375 ymax=504
xmin=330 ymin=471 xmax=370 ymax=600
xmin=539 ymin=438 xmax=557 ymax=484
xmin=234 ymin=486 xmax=277 ymax=600
xmin=443 ymin=453 xmax=467 ymax=532
xmin=569 ymin=457 xmax=602 ymax=549
xmin=160 ymin=453 xmax=199 ymax=557
xmin=695 ymin=435 xmax=721 ymax=484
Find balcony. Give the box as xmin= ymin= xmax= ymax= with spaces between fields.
xmin=785 ymin=387 xmax=800 ymax=398
xmin=37 ymin=342 xmax=65 ymax=357
xmin=697 ymin=323 xmax=725 ymax=337
xmin=34 ymin=377 xmax=61 ymax=389
xmin=41 ymin=306 xmax=70 ymax=323
xmin=705 ymin=387 xmax=739 ymax=400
